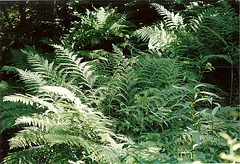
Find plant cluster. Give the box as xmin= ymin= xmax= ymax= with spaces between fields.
xmin=0 ymin=1 xmax=239 ymax=163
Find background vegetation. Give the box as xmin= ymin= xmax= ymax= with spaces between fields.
xmin=0 ymin=0 xmax=239 ymax=163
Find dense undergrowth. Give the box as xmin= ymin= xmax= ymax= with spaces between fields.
xmin=0 ymin=0 xmax=239 ymax=163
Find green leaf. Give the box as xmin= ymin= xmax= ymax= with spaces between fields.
xmin=195 ymin=150 xmax=205 ymax=160
xmin=192 ymin=131 xmax=200 ymax=145
xmin=212 ymin=106 xmax=220 ymax=116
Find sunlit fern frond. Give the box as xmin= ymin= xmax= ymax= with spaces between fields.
xmin=53 ymin=45 xmax=96 ymax=89
xmin=21 ymin=47 xmax=70 ymax=88
xmin=9 ymin=126 xmax=46 ymax=149
xmin=151 ymin=3 xmax=185 ymax=30
xmin=66 ymin=6 xmax=132 ymax=50
xmin=95 ymin=7 xmax=109 ymax=28
xmin=3 ymin=94 xmax=59 ymax=113
xmin=135 ymin=23 xmax=176 ymax=51
xmin=16 ymin=68 xmax=47 ymax=92
xmin=3 ymin=85 xmax=129 ymax=163
xmin=0 ymin=102 xmax=44 ymax=132
xmin=52 ymin=45 xmax=106 ymax=107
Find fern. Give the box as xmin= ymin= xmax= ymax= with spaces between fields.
xmin=3 ymin=144 xmax=85 ymax=164
xmin=9 ymin=49 xmax=29 ymax=70
xmin=3 ymin=86 xmax=129 ymax=163
xmin=16 ymin=68 xmax=47 ymax=92
xmin=0 ymin=102 xmax=44 ymax=132
xmin=54 ymin=45 xmax=95 ymax=88
xmin=53 ymin=44 xmax=106 ymax=107
xmin=64 ymin=5 xmax=132 ymax=50
xmin=137 ymin=56 xmax=182 ymax=89
xmin=1 ymin=4 xmax=239 ymax=163
xmin=151 ymin=3 xmax=185 ymax=30
xmin=135 ymin=23 xmax=176 ymax=51
xmin=99 ymin=46 xmax=140 ymax=115
xmin=187 ymin=0 xmax=239 ymax=60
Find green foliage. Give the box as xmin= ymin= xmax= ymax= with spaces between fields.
xmin=141 ymin=85 xmax=239 ymax=162
xmin=151 ymin=3 xmax=185 ymax=30
xmin=3 ymin=86 xmax=129 ymax=163
xmin=187 ymin=0 xmax=239 ymax=61
xmin=1 ymin=2 xmax=239 ymax=163
xmin=137 ymin=55 xmax=182 ymax=88
xmin=135 ymin=1 xmax=239 ymax=81
xmin=64 ymin=5 xmax=133 ymax=50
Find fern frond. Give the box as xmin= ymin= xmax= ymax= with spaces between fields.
xmin=23 ymin=48 xmax=54 ymax=76
xmin=103 ymin=65 xmax=139 ymax=113
xmin=54 ymin=45 xmax=94 ymax=88
xmin=15 ymin=114 xmax=54 ymax=131
xmin=16 ymin=68 xmax=47 ymax=92
xmin=189 ymin=7 xmax=217 ymax=32
xmin=135 ymin=23 xmax=176 ymax=50
xmin=53 ymin=45 xmax=107 ymax=107
xmin=0 ymin=117 xmax=20 ymax=132
xmin=151 ymin=3 xmax=185 ymax=29
xmin=137 ymin=56 xmax=181 ymax=89
xmin=199 ymin=54 xmax=232 ymax=64
xmin=9 ymin=126 xmax=45 ymax=149
xmin=10 ymin=49 xmax=29 ymax=70
xmin=0 ymin=103 xmax=44 ymax=132
xmin=96 ymin=7 xmax=108 ymax=28
xmin=0 ymin=66 xmax=18 ymax=74
xmin=45 ymin=134 xmax=92 ymax=152
xmin=3 ymin=94 xmax=59 ymax=113
xmin=21 ymin=47 xmax=70 ymax=88
xmin=39 ymin=86 xmax=76 ymax=102
xmin=3 ymin=146 xmax=47 ymax=164
xmin=3 ymin=94 xmax=36 ymax=106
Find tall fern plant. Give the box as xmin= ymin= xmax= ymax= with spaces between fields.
xmin=64 ymin=5 xmax=133 ymax=51
xmin=97 ymin=46 xmax=186 ymax=136
xmin=1 ymin=46 xmax=129 ymax=163
xmin=135 ymin=1 xmax=239 ymax=83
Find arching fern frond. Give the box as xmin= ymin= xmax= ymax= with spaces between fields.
xmin=0 ymin=102 xmax=44 ymax=132
xmin=3 ymin=94 xmax=59 ymax=113
xmin=52 ymin=45 xmax=106 ymax=107
xmin=22 ymin=48 xmax=55 ymax=77
xmin=53 ymin=45 xmax=96 ymax=88
xmin=151 ymin=3 xmax=185 ymax=30
xmin=16 ymin=68 xmax=47 ymax=92
xmin=21 ymin=47 xmax=70 ymax=88
xmin=65 ymin=5 xmax=132 ymax=50
xmin=3 ymin=85 xmax=129 ymax=163
xmin=137 ymin=56 xmax=182 ymax=89
xmin=135 ymin=23 xmax=176 ymax=51
xmin=9 ymin=126 xmax=45 ymax=149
